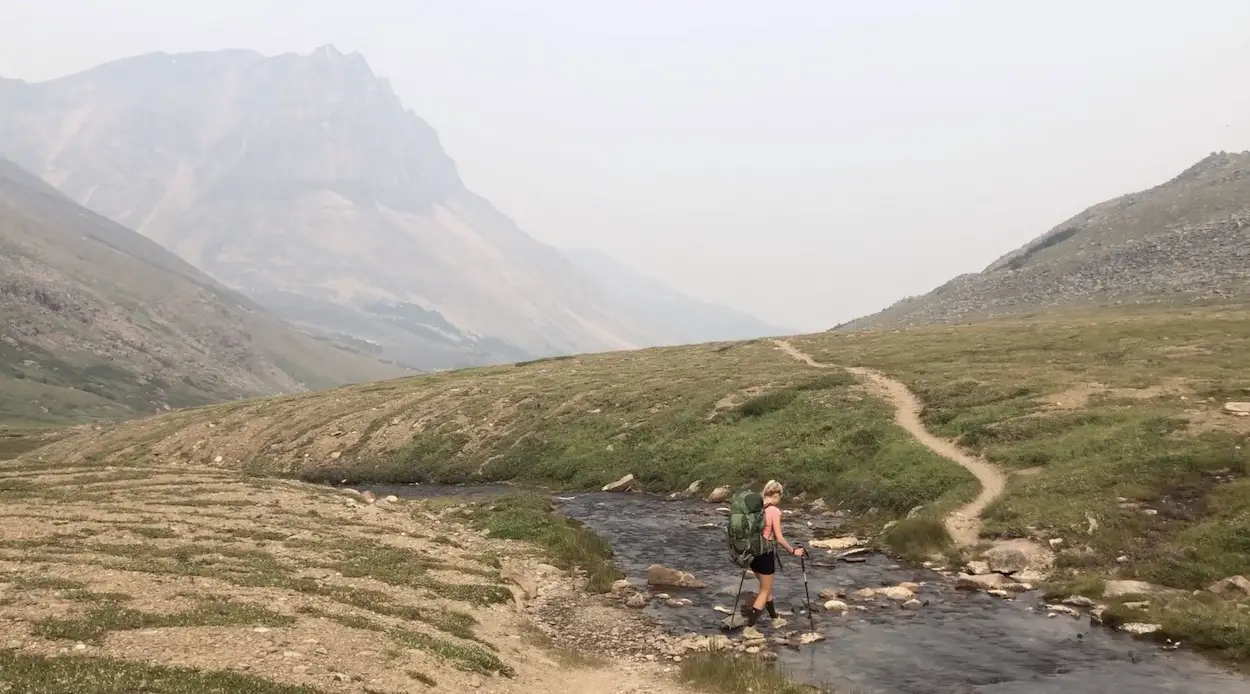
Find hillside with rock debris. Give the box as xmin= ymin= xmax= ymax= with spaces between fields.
xmin=839 ymin=151 xmax=1250 ymax=330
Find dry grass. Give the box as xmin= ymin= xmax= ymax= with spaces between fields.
xmin=0 ymin=461 xmax=680 ymax=692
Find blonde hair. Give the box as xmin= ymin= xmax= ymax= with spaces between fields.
xmin=762 ymin=480 xmax=783 ymax=505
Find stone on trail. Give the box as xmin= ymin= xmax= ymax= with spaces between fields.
xmin=720 ymin=614 xmax=749 ymax=631
xmin=646 ymin=564 xmax=707 ymax=589
xmin=602 ymin=474 xmax=637 ymax=493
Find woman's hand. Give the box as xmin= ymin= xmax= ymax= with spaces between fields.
xmin=793 ymin=546 xmax=806 ymax=557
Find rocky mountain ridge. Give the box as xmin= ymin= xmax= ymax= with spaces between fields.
xmin=0 ymin=46 xmax=773 ymax=369
xmin=0 ymin=156 xmax=402 ymax=425
xmin=840 ymin=151 xmax=1250 ymax=330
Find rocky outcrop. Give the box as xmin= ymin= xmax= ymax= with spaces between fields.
xmin=1208 ymin=575 xmax=1250 ymax=598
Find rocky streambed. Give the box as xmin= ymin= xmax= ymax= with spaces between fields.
xmin=369 ymin=484 xmax=1250 ymax=693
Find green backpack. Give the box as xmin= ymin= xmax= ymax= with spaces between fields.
xmin=727 ymin=490 xmax=770 ymax=568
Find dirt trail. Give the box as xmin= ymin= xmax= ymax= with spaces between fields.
xmin=773 ymin=339 xmax=1007 ymax=546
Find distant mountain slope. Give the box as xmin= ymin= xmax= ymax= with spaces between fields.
xmin=561 ymin=247 xmax=787 ymax=343
xmin=0 ymin=46 xmax=668 ymax=369
xmin=0 ymin=157 xmax=403 ymax=426
xmin=839 ymin=151 xmax=1250 ymax=330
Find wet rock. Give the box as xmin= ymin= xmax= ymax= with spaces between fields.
xmin=836 ymin=548 xmax=873 ymax=561
xmin=965 ymin=561 xmax=991 ymax=576
xmin=879 ymin=586 xmax=915 ymax=601
xmin=851 ymin=588 xmax=878 ymax=600
xmin=800 ymin=632 xmax=825 ymax=645
xmin=817 ymin=588 xmax=844 ymax=601
xmin=811 ymin=535 xmax=859 ymax=551
xmin=1103 ymin=580 xmax=1168 ymax=598
xmin=1120 ymin=622 xmax=1163 ymax=636
xmin=625 ymin=593 xmax=650 ymax=609
xmin=902 ymin=599 xmax=923 ymax=610
xmin=1208 ymin=575 xmax=1250 ymax=598
xmin=668 ymin=480 xmax=702 ymax=500
xmin=1062 ymin=595 xmax=1097 ymax=609
xmin=956 ymin=573 xmax=1013 ymax=591
xmin=603 ymin=474 xmax=637 ymax=493
xmin=665 ymin=598 xmax=693 ymax=608
xmin=1048 ymin=605 xmax=1082 ymax=618
xmin=897 ymin=582 xmax=921 ymax=592
xmin=1224 ymin=402 xmax=1250 ymax=417
xmin=983 ymin=539 xmax=1053 ymax=577
xmin=823 ymin=599 xmax=849 ymax=613
xmin=705 ymin=486 xmax=732 ymax=503
xmin=646 ymin=564 xmax=707 ymax=589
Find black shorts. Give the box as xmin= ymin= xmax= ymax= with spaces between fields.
xmin=750 ymin=550 xmax=776 ymax=576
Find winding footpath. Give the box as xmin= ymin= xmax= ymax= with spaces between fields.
xmin=772 ymin=339 xmax=1007 ymax=546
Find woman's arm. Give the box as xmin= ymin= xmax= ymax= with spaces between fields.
xmin=771 ymin=512 xmax=800 ymax=555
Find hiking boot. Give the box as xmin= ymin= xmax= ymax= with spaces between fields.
xmin=765 ymin=601 xmax=778 ymax=619
xmin=743 ymin=606 xmax=762 ymax=627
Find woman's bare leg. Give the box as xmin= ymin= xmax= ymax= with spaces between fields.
xmin=752 ymin=573 xmax=774 ymax=611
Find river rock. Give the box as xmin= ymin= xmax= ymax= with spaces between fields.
xmin=902 ymin=599 xmax=923 ymax=610
xmin=1208 ymin=575 xmax=1250 ymax=598
xmin=603 ymin=474 xmax=637 ymax=493
xmin=850 ymin=588 xmax=878 ymax=600
xmin=360 ymin=491 xmax=376 ymax=505
xmin=956 ymin=573 xmax=1014 ymax=591
xmin=800 ymin=632 xmax=825 ymax=645
xmin=1120 ymin=622 xmax=1162 ymax=635
xmin=610 ymin=579 xmax=636 ymax=595
xmin=1224 ymin=402 xmax=1250 ymax=416
xmin=1062 ymin=595 xmax=1098 ymax=609
xmin=705 ymin=486 xmax=732 ymax=503
xmin=808 ymin=498 xmax=829 ymax=513
xmin=965 ymin=560 xmax=991 ymax=576
xmin=817 ymin=588 xmax=844 ymax=601
xmin=668 ymin=480 xmax=703 ymax=500
xmin=880 ymin=586 xmax=915 ymax=601
xmin=823 ymin=599 xmax=849 ymax=613
xmin=625 ymin=593 xmax=650 ymax=609
xmin=646 ymin=565 xmax=707 ymax=589
xmin=1047 ymin=605 xmax=1081 ymax=618
xmin=983 ymin=539 xmax=1053 ymax=577
xmin=811 ymin=535 xmax=859 ymax=551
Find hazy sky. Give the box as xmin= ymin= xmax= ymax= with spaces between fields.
xmin=4 ymin=1 xmax=1250 ymax=331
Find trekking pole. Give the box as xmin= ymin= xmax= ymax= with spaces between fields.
xmin=731 ymin=565 xmax=748 ymax=621
xmin=800 ymin=547 xmax=815 ymax=633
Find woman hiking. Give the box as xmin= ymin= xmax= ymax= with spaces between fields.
xmin=743 ymin=479 xmax=805 ymax=626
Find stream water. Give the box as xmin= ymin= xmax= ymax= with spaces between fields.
xmin=373 ymin=485 xmax=1250 ymax=694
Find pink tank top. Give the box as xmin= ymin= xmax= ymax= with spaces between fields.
xmin=763 ymin=505 xmax=782 ymax=540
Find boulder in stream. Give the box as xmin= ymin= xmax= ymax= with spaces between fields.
xmin=1223 ymin=402 xmax=1250 ymax=416
xmin=602 ymin=474 xmax=637 ymax=493
xmin=983 ymin=539 xmax=1053 ymax=577
xmin=646 ymin=564 xmax=707 ymax=589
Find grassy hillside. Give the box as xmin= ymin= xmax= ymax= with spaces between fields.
xmin=16 ymin=302 xmax=1250 ymax=662
xmin=16 ymin=339 xmax=977 ymax=520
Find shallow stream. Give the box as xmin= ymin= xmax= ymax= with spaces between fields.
xmin=374 ymin=484 xmax=1250 ymax=693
